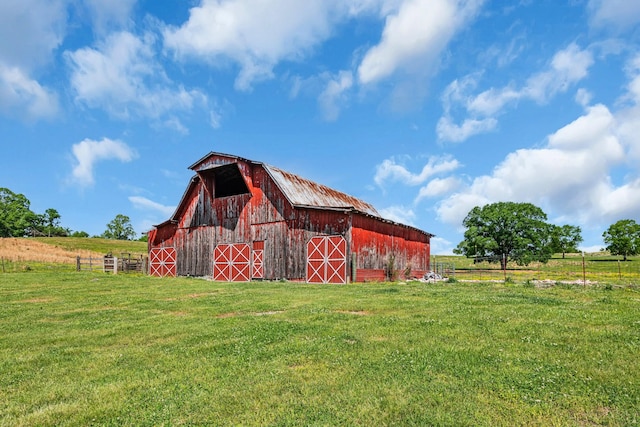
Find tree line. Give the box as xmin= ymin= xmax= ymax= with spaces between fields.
xmin=0 ymin=187 xmax=144 ymax=241
xmin=454 ymin=202 xmax=640 ymax=267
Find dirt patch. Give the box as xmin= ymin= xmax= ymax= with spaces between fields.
xmin=0 ymin=238 xmax=101 ymax=264
xmin=19 ymin=298 xmax=55 ymax=304
xmin=335 ymin=310 xmax=370 ymax=316
xmin=216 ymin=312 xmax=239 ymax=319
xmin=254 ymin=311 xmax=284 ymax=316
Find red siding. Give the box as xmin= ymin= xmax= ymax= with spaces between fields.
xmin=150 ymin=153 xmax=432 ymax=281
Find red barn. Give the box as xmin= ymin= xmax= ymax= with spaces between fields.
xmin=147 ymin=152 xmax=432 ymax=282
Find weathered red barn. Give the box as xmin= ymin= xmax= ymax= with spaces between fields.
xmin=147 ymin=152 xmax=433 ymax=282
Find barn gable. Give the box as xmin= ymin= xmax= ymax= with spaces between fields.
xmin=148 ymin=152 xmax=433 ymax=282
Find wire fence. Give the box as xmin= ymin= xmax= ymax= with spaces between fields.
xmin=434 ymin=255 xmax=640 ymax=285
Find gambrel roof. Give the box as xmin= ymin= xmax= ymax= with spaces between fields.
xmin=188 ymin=152 xmax=379 ymax=216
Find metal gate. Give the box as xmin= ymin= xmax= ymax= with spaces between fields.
xmin=149 ymin=247 xmax=177 ymax=277
xmin=306 ymin=235 xmax=347 ymax=283
xmin=213 ymin=243 xmax=251 ymax=282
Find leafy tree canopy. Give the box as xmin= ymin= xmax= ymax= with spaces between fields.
xmin=102 ymin=214 xmax=136 ymax=240
xmin=602 ymin=219 xmax=640 ymax=261
xmin=454 ymin=202 xmax=554 ymax=267
xmin=0 ymin=188 xmax=38 ymax=237
xmin=550 ymin=224 xmax=583 ymax=258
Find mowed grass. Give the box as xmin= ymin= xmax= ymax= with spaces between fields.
xmin=1 ymin=273 xmax=639 ymax=426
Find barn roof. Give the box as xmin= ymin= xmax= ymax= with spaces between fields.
xmin=159 ymin=152 xmax=432 ymax=237
xmin=189 ymin=152 xmax=380 ymax=216
xmin=262 ymin=164 xmax=380 ymax=217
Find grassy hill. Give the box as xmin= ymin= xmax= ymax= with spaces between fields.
xmin=0 ymin=237 xmax=147 ymax=272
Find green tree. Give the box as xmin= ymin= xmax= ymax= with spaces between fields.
xmin=41 ymin=208 xmax=66 ymax=237
xmin=102 ymin=214 xmax=136 ymax=240
xmin=550 ymin=224 xmax=583 ymax=258
xmin=602 ymin=219 xmax=640 ymax=261
xmin=0 ymin=188 xmax=38 ymax=237
xmin=454 ymin=202 xmax=553 ymax=268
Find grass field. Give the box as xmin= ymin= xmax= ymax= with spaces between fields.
xmin=1 ymin=272 xmax=639 ymax=426
xmin=0 ymin=238 xmax=147 ymax=273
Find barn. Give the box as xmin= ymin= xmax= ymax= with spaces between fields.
xmin=147 ymin=152 xmax=433 ymax=282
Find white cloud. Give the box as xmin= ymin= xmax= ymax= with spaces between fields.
xmin=438 ymin=43 xmax=594 ymax=142
xmin=524 ymin=43 xmax=594 ymax=103
xmin=415 ymin=177 xmax=461 ymax=203
xmin=358 ymin=0 xmax=484 ymax=84
xmin=83 ymin=0 xmax=138 ymax=34
xmin=0 ymin=0 xmax=67 ymax=70
xmin=66 ymin=31 xmax=208 ymax=124
xmin=0 ymin=64 xmax=59 ymax=120
xmin=318 ymin=70 xmax=353 ymax=121
xmin=70 ymin=137 xmax=137 ymax=187
xmin=378 ymin=205 xmax=417 ymax=226
xmin=436 ymin=115 xmax=497 ymax=143
xmin=374 ymin=155 xmax=461 ymax=187
xmin=129 ymin=196 xmax=176 ymax=217
xmin=430 ymin=236 xmax=456 ymax=255
xmin=588 ymin=0 xmax=640 ymax=31
xmin=435 ymin=103 xmax=635 ymax=228
xmin=163 ymin=0 xmax=352 ymax=91
xmin=0 ymin=0 xmax=66 ymax=121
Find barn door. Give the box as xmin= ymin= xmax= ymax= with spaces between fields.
xmin=149 ymin=247 xmax=177 ymax=277
xmin=306 ymin=235 xmax=347 ymax=284
xmin=252 ymin=241 xmax=264 ymax=280
xmin=213 ymin=243 xmax=251 ymax=282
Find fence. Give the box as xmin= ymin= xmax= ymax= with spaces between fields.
xmin=76 ymin=254 xmax=148 ymax=274
xmin=433 ymin=254 xmax=640 ymax=285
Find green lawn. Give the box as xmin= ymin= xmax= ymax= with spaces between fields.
xmin=1 ymin=273 xmax=639 ymax=426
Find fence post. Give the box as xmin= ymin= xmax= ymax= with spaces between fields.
xmin=503 ymin=254 xmax=507 ymax=282
xmin=76 ymin=256 xmax=80 ymax=271
xmin=114 ymin=257 xmax=118 ymax=275
xmin=618 ymin=260 xmax=621 ymax=280
xmin=582 ymin=252 xmax=586 ymax=287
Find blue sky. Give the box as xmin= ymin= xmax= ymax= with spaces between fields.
xmin=1 ymin=0 xmax=640 ymax=254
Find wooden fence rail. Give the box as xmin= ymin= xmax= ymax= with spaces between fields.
xmin=76 ymin=256 xmax=148 ymax=274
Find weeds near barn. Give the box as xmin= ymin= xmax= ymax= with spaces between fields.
xmin=1 ymin=272 xmax=639 ymax=425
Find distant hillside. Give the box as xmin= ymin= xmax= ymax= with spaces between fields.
xmin=0 ymin=237 xmax=147 ymax=265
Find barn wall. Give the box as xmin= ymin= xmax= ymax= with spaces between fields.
xmin=150 ymin=154 xmax=432 ymax=281
xmin=351 ymin=214 xmax=430 ymax=281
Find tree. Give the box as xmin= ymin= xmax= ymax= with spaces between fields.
xmin=454 ymin=202 xmax=553 ymax=268
xmin=40 ymin=208 xmax=67 ymax=237
xmin=602 ymin=219 xmax=640 ymax=261
xmin=550 ymin=224 xmax=583 ymax=258
xmin=0 ymin=188 xmax=38 ymax=237
xmin=102 ymin=214 xmax=136 ymax=240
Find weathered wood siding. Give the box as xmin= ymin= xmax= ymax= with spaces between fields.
xmin=150 ymin=153 xmax=432 ymax=281
xmin=351 ymin=214 xmax=430 ymax=280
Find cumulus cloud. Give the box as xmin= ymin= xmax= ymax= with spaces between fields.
xmin=415 ymin=177 xmax=461 ymax=203
xmin=438 ymin=43 xmax=594 ymax=142
xmin=358 ymin=0 xmax=484 ymax=85
xmin=82 ymin=0 xmax=138 ymax=35
xmin=70 ymin=137 xmax=137 ymax=187
xmin=435 ymin=103 xmax=637 ymax=228
xmin=374 ymin=155 xmax=461 ymax=187
xmin=378 ymin=205 xmax=417 ymax=226
xmin=163 ymin=0 xmax=351 ymax=91
xmin=318 ymin=70 xmax=353 ymax=121
xmin=129 ymin=196 xmax=176 ymax=217
xmin=0 ymin=0 xmax=66 ymax=120
xmin=588 ymin=0 xmax=640 ymax=31
xmin=66 ymin=31 xmax=208 ymax=124
xmin=0 ymin=64 xmax=59 ymax=120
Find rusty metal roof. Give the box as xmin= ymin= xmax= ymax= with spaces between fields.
xmin=263 ymin=164 xmax=380 ymax=217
